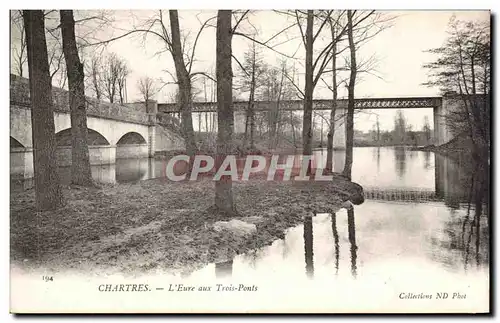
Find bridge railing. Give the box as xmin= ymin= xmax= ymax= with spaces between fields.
xmin=10 ymin=74 xmax=151 ymax=126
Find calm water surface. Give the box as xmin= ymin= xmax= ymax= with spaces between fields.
xmin=11 ymin=147 xmax=490 ymax=290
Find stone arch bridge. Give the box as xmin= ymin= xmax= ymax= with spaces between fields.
xmin=10 ymin=74 xmax=184 ymax=180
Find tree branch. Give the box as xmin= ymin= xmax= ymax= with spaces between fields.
xmin=188 ymin=16 xmax=216 ymax=74
xmin=232 ymin=10 xmax=250 ymax=34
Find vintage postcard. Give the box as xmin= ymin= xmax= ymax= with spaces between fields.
xmin=9 ymin=9 xmax=490 ymax=314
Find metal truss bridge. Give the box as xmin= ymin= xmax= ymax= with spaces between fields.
xmin=158 ymin=97 xmax=443 ymax=113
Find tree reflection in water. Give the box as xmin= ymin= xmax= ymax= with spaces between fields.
xmin=305 ymin=210 xmax=358 ymax=279
xmin=394 ymin=147 xmax=407 ymax=178
xmin=303 ymin=215 xmax=314 ymax=279
xmin=462 ymin=157 xmax=490 ymax=271
xmin=331 ymin=213 xmax=340 ymax=275
xmin=215 ymin=259 xmax=233 ymax=279
xmin=423 ymin=150 xmax=431 ymax=170
xmin=372 ymin=147 xmax=381 ymax=172
xmin=347 ymin=208 xmax=358 ymax=278
xmin=431 ymin=153 xmax=490 ymax=272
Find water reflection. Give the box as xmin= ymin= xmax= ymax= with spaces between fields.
xmin=428 ymin=203 xmax=489 ymax=272
xmin=10 ymin=148 xmax=464 ymax=204
xmin=373 ymin=147 xmax=381 ymax=172
xmin=10 ymin=147 xmax=489 ymax=219
xmin=215 ymin=259 xmax=233 ymax=279
xmin=115 ymin=158 xmax=149 ymax=183
xmin=317 ymin=147 xmax=436 ymax=191
xmin=59 ymin=164 xmax=117 ymax=185
xmin=303 ymin=215 xmax=314 ymax=279
xmin=394 ymin=147 xmax=406 ymax=179
xmin=331 ymin=213 xmax=339 ymax=275
xmin=423 ymin=150 xmax=431 ymax=170
xmin=347 ymin=209 xmax=358 ymax=278
xmin=302 ymin=211 xmax=358 ymax=279
xmin=180 ymin=197 xmax=489 ymax=292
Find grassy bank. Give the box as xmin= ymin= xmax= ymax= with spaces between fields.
xmin=11 ymin=175 xmax=363 ymax=276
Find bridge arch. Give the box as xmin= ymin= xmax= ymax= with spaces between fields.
xmin=116 ymin=132 xmax=147 ymax=145
xmin=54 ymin=128 xmax=114 ymax=166
xmin=116 ymin=131 xmax=148 ymax=159
xmin=55 ymin=128 xmax=111 ymax=146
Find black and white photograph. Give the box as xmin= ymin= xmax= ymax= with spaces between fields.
xmin=8 ymin=6 xmax=491 ymax=314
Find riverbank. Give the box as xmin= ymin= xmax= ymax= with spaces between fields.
xmin=10 ymin=175 xmax=363 ymax=276
xmin=411 ymin=132 xmax=476 ymax=162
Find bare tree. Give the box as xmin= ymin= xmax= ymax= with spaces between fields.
xmin=393 ymin=109 xmax=407 ymax=143
xmin=117 ymin=60 xmax=129 ymax=104
xmin=12 ymin=10 xmax=65 ymax=83
xmin=424 ymin=17 xmax=490 ymax=155
xmin=325 ymin=18 xmax=339 ymax=172
xmin=87 ymin=54 xmax=103 ymax=101
xmin=87 ymin=10 xmax=218 ymax=156
xmin=101 ymin=53 xmax=123 ymax=103
xmin=214 ymin=9 xmax=236 ymax=216
xmin=342 ymin=10 xmax=356 ymax=180
xmin=422 ymin=115 xmax=431 ymax=143
xmin=98 ymin=53 xmax=129 ymax=104
xmin=23 ymin=10 xmax=64 ymax=211
xmin=302 ymin=10 xmax=315 ymax=174
xmin=284 ymin=10 xmax=352 ymax=173
xmin=137 ymin=76 xmax=158 ymax=103
xmin=11 ymin=10 xmax=27 ymax=77
xmin=235 ymin=41 xmax=267 ymax=149
xmin=169 ymin=10 xmax=198 ymax=156
xmin=60 ymin=9 xmax=93 ymax=186
xmin=424 ymin=16 xmax=490 ymax=217
xmin=261 ymin=61 xmax=288 ymax=149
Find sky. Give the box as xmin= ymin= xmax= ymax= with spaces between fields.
xmin=10 ymin=9 xmax=490 ymax=132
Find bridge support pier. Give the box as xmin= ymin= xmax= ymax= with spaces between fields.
xmin=433 ymin=96 xmax=455 ymax=146
xmin=147 ymin=100 xmax=158 ymax=157
xmin=234 ymin=110 xmax=247 ymax=134
xmin=333 ymin=107 xmax=346 ymax=150
xmin=148 ymin=125 xmax=156 ymax=157
xmin=10 ymin=147 xmax=34 ymax=181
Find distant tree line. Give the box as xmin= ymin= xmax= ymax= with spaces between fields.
xmin=354 ymin=112 xmax=433 ymax=147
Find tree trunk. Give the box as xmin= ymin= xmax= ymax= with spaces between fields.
xmin=326 ymin=23 xmax=337 ymax=172
xmin=23 ymin=10 xmax=64 ymax=211
xmin=302 ymin=10 xmax=314 ymax=174
xmin=198 ymin=112 xmax=202 ymax=139
xmin=376 ymin=116 xmax=380 ymax=143
xmin=203 ymin=78 xmax=209 ymax=132
xmin=273 ymin=66 xmax=285 ymax=149
xmin=245 ymin=82 xmax=255 ymax=148
xmin=249 ymin=102 xmax=255 ymax=149
xmin=118 ymin=84 xmax=124 ymax=104
xmin=169 ymin=10 xmax=197 ymax=156
xmin=245 ymin=65 xmax=256 ymax=147
xmin=249 ymin=46 xmax=257 ymax=149
xmin=343 ymin=10 xmax=356 ymax=180
xmin=214 ymin=10 xmax=236 ymax=216
xmin=60 ymin=10 xmax=93 ymax=187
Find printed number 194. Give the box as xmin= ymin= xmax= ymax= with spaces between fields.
xmin=42 ymin=276 xmax=53 ymax=282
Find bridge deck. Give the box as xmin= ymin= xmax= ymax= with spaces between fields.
xmin=158 ymin=97 xmax=443 ymax=113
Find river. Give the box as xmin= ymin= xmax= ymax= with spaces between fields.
xmin=196 ymin=147 xmax=489 ymax=312
xmin=10 ymin=146 xmax=489 ymax=312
